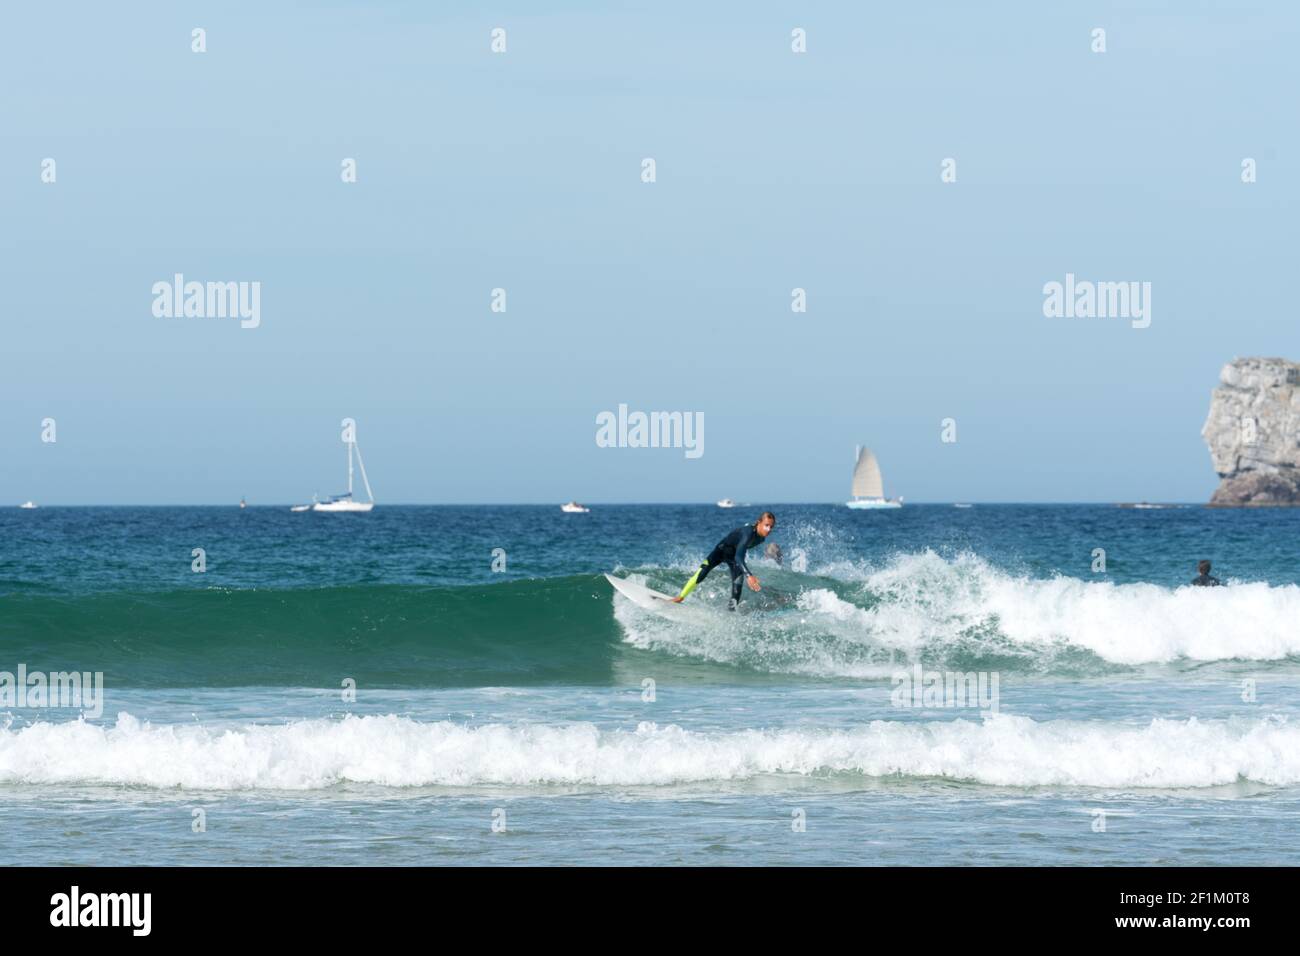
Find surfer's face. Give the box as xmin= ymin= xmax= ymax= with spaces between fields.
xmin=757 ymin=517 xmax=774 ymax=537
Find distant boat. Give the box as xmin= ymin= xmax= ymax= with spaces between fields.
xmin=846 ymin=446 xmax=902 ymax=509
xmin=954 ymin=503 xmax=973 ymax=509
xmin=19 ymin=501 xmax=37 ymax=509
xmin=239 ymin=497 xmax=247 ymax=509
xmin=289 ymin=496 xmax=315 ymax=513
xmin=312 ymin=437 xmax=375 ymax=513
xmin=561 ymin=501 xmax=590 ymax=513
xmin=717 ymin=498 xmax=736 ymax=508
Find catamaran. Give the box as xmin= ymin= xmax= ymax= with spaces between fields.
xmin=846 ymin=446 xmax=902 ymax=509
xmin=312 ymin=437 xmax=375 ymax=513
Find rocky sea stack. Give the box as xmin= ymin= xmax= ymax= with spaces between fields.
xmin=1201 ymin=357 xmax=1300 ymax=506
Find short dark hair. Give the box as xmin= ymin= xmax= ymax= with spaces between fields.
xmin=760 ymin=511 xmax=776 ymax=525
xmin=1198 ymin=559 xmax=1211 ymax=574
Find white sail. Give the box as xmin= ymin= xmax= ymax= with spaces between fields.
xmin=851 ymin=447 xmax=884 ymax=499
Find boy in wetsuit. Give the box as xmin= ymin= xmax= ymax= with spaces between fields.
xmin=671 ymin=512 xmax=776 ymax=610
xmin=1191 ymin=559 xmax=1221 ymax=587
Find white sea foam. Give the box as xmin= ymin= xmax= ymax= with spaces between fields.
xmin=2 ymin=712 xmax=1297 ymax=791
xmin=615 ymin=551 xmax=1300 ymax=673
xmin=850 ymin=550 xmax=1300 ymax=664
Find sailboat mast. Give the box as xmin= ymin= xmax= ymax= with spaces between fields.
xmin=347 ymin=439 xmax=354 ymax=496
xmin=354 ymin=441 xmax=375 ymax=503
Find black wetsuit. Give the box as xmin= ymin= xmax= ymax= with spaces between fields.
xmin=1191 ymin=573 xmax=1221 ymax=587
xmin=679 ymin=523 xmax=766 ymax=607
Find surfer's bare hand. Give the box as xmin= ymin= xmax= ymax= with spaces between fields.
xmin=747 ymin=575 xmax=761 ymax=592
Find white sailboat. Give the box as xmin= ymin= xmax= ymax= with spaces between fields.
xmin=846 ymin=446 xmax=902 ymax=509
xmin=313 ymin=437 xmax=375 ymax=513
xmin=561 ymin=501 xmax=590 ymax=513
xmin=19 ymin=501 xmax=38 ymax=509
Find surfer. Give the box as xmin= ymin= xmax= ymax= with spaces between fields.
xmin=671 ymin=512 xmax=776 ymax=610
xmin=1190 ymin=559 xmax=1221 ymax=587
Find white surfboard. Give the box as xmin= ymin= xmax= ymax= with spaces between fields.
xmin=604 ymin=573 xmax=681 ymax=611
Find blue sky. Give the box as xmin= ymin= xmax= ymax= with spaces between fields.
xmin=2 ymin=1 xmax=1297 ymax=503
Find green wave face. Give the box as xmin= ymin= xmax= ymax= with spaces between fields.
xmin=0 ymin=577 xmax=621 ymax=689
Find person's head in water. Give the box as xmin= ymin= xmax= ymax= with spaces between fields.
xmin=756 ymin=512 xmax=775 ymax=537
xmin=1198 ymin=559 xmax=1212 ymax=576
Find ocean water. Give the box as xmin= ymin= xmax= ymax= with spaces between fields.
xmin=2 ymin=504 xmax=1298 ymax=866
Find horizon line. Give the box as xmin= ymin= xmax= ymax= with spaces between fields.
xmin=6 ymin=501 xmax=1215 ymax=508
